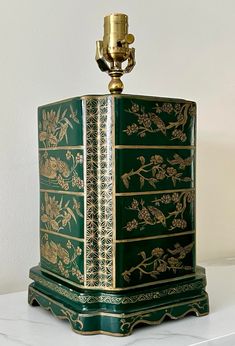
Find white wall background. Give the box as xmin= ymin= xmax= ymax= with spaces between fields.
xmin=0 ymin=0 xmax=234 ymax=294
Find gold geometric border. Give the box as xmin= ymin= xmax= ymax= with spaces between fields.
xmin=82 ymin=96 xmax=114 ymax=288
xmin=29 ymin=285 xmax=207 ymax=318
xmin=30 ymin=271 xmax=205 ymax=305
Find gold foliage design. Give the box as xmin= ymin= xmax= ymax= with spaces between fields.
xmin=124 ymin=102 xmax=196 ymax=141
xmin=41 ymin=233 xmax=84 ymax=283
xmin=121 ymin=154 xmax=193 ymax=190
xmin=40 ymin=150 xmax=83 ymax=191
xmin=39 ymin=105 xmax=79 ymax=147
xmin=41 ymin=192 xmax=83 ymax=232
xmin=122 ymin=242 xmax=194 ymax=283
xmin=120 ymin=314 xmax=150 ymax=332
xmin=124 ymin=191 xmax=194 ymax=232
xmin=30 ymin=272 xmax=204 ymax=304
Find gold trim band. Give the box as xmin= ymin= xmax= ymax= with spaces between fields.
xmin=40 ymin=267 xmax=196 ymax=291
xmin=112 ymin=95 xmax=116 ymax=288
xmin=116 ymin=188 xmax=195 ymax=197
xmin=115 ymin=145 xmax=195 ymax=149
xmin=39 ymin=146 xmax=84 ymax=151
xmin=40 ymin=189 xmax=84 ymax=196
xmin=40 ymin=229 xmax=84 ymax=242
xmin=115 ymin=230 xmax=195 ymax=243
xmin=29 ymin=286 xmax=207 ymax=318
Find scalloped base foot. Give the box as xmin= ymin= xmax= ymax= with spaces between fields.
xmin=28 ymin=266 xmax=209 ymax=336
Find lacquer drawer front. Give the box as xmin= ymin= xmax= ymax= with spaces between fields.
xmin=115 ymin=233 xmax=195 ymax=288
xmin=38 ymin=98 xmax=83 ymax=148
xmin=40 ymin=191 xmax=84 ymax=239
xmin=116 ymin=149 xmax=195 ymax=193
xmin=116 ymin=190 xmax=195 ymax=240
xmin=115 ymin=97 xmax=196 ymax=146
xmin=39 ymin=148 xmax=84 ymax=193
xmin=40 ymin=232 xmax=84 ymax=286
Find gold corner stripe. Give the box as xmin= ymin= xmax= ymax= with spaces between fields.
xmin=82 ymin=98 xmax=87 ymax=287
xmin=112 ymin=95 xmax=116 ymax=288
xmin=115 ymin=188 xmax=195 ymax=197
xmin=40 ymin=267 xmax=196 ymax=292
xmin=115 ymin=145 xmax=195 ymax=150
xmin=40 ymin=229 xmax=84 ymax=242
xmin=115 ymin=230 xmax=195 ymax=243
xmin=40 ymin=189 xmax=84 ymax=196
xmin=39 ymin=146 xmax=84 ymax=151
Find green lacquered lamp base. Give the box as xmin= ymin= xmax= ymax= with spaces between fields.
xmin=28 ymin=266 xmax=209 ymax=336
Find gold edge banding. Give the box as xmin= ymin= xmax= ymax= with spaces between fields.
xmin=40 ymin=267 xmax=196 ymax=291
xmin=112 ymin=96 xmax=116 ymax=288
xmin=82 ymin=99 xmax=87 ymax=286
xmin=115 ymin=230 xmax=195 ymax=243
xmin=116 ymin=188 xmax=195 ymax=197
xmin=40 ymin=229 xmax=84 ymax=242
xmin=114 ymin=145 xmax=195 ymax=149
xmin=29 ymin=286 xmax=207 ymax=318
xmin=39 ymin=145 xmax=84 ymax=151
xmin=40 ymin=189 xmax=84 ymax=196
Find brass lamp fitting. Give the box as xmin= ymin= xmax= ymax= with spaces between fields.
xmin=96 ymin=13 xmax=136 ymax=94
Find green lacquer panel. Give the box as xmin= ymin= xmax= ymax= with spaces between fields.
xmin=116 ymin=190 xmax=195 ymax=240
xmin=40 ymin=232 xmax=84 ymax=285
xmin=116 ymin=233 xmax=195 ymax=288
xmin=39 ymin=148 xmax=84 ymax=192
xmin=40 ymin=191 xmax=84 ymax=238
xmin=38 ymin=98 xmax=83 ymax=148
xmin=116 ymin=149 xmax=195 ymax=193
xmin=114 ymin=96 xmax=196 ymax=146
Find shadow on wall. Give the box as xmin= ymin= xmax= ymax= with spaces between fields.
xmin=196 ymin=136 xmax=235 ymax=262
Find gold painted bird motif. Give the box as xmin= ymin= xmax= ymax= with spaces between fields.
xmin=149 ymin=113 xmax=167 ymax=135
xmin=41 ymin=240 xmax=70 ymax=265
xmin=167 ymin=154 xmax=193 ymax=170
xmin=40 ymin=156 xmax=70 ymax=179
xmin=166 ymin=103 xmax=190 ymax=131
xmin=167 ymin=242 xmax=194 ymax=259
xmin=147 ymin=206 xmax=166 ymax=227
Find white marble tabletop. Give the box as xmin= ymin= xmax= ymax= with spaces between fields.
xmin=0 ymin=259 xmax=235 ymax=346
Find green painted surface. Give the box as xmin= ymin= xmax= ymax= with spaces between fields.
xmin=116 ymin=233 xmax=195 ymax=288
xmin=116 ymin=190 xmax=195 ymax=239
xmin=29 ymin=94 xmax=208 ymax=335
xmin=38 ymin=98 xmax=83 ymax=148
xmin=40 ymin=232 xmax=84 ymax=286
xmin=40 ymin=191 xmax=84 ymax=238
xmin=39 ymin=148 xmax=84 ymax=192
xmin=114 ymin=96 xmax=196 ymax=146
xmin=29 ymin=266 xmax=209 ymax=336
xmin=116 ymin=148 xmax=195 ymax=193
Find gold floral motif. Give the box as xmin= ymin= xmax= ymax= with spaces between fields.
xmin=121 ymin=154 xmax=193 ymax=190
xmin=124 ymin=102 xmax=195 ymax=142
xmin=40 ymin=150 xmax=83 ymax=191
xmin=124 ymin=191 xmax=194 ymax=232
xmin=41 ymin=233 xmax=84 ymax=283
xmin=40 ymin=192 xmax=83 ymax=232
xmin=39 ymin=105 xmax=79 ymax=147
xmin=122 ymin=242 xmax=194 ymax=283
